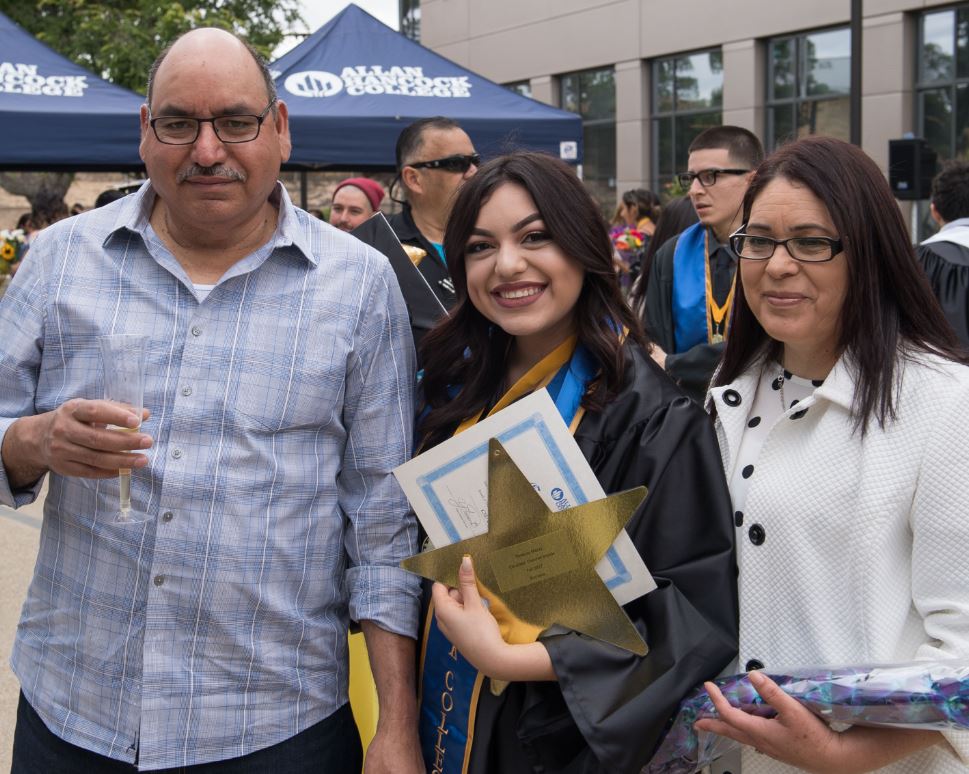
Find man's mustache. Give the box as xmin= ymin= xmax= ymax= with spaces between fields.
xmin=177 ymin=164 xmax=246 ymax=183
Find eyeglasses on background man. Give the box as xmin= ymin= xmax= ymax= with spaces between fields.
xmin=149 ymin=99 xmax=277 ymax=145
xmin=677 ymin=168 xmax=750 ymax=188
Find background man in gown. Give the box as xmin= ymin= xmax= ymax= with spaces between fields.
xmin=918 ymin=159 xmax=969 ymax=348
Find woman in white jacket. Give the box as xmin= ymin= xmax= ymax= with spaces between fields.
xmin=702 ymin=136 xmax=969 ymax=773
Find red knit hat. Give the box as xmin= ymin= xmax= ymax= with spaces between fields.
xmin=333 ymin=177 xmax=386 ymax=211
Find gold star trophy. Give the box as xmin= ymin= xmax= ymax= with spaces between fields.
xmin=402 ymin=438 xmax=649 ymax=670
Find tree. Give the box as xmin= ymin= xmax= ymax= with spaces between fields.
xmin=0 ymin=0 xmax=304 ymax=95
xmin=0 ymin=0 xmax=303 ymax=213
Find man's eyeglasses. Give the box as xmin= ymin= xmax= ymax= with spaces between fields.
xmin=149 ymin=99 xmax=277 ymax=145
xmin=408 ymin=153 xmax=481 ymax=173
xmin=730 ymin=231 xmax=844 ymax=263
xmin=676 ymin=168 xmax=750 ymax=188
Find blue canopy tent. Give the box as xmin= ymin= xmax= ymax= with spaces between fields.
xmin=272 ymin=4 xmax=582 ymax=171
xmin=0 ymin=11 xmax=144 ymax=171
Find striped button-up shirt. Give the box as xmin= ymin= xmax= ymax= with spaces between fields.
xmin=0 ymin=183 xmax=420 ymax=769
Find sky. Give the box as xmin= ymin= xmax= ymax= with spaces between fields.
xmin=276 ymin=0 xmax=399 ymax=58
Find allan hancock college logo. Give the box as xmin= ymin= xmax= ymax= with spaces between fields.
xmin=0 ymin=61 xmax=88 ymax=96
xmin=282 ymin=65 xmax=472 ymax=98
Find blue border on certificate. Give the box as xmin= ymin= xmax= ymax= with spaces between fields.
xmin=416 ymin=413 xmax=631 ymax=588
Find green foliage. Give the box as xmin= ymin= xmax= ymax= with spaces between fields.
xmin=0 ymin=0 xmax=304 ymax=94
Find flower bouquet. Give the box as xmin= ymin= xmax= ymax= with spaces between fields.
xmin=610 ymin=227 xmax=647 ymax=294
xmin=612 ymin=226 xmax=646 ymax=254
xmin=1 ymin=228 xmax=26 ymax=277
xmin=646 ymin=661 xmax=969 ymax=774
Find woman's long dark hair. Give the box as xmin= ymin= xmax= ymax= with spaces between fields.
xmin=419 ymin=152 xmax=647 ymax=447
xmin=629 ymin=195 xmax=700 ymax=310
xmin=712 ymin=136 xmax=966 ymax=433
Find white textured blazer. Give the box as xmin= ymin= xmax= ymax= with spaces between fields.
xmin=710 ymin=350 xmax=969 ymax=774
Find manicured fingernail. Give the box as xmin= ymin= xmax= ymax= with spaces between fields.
xmin=748 ymin=669 xmax=764 ymax=681
xmin=461 ymin=554 xmax=472 ymax=571
xmin=139 ymin=437 xmax=153 ymax=449
xmin=126 ymin=414 xmax=140 ymax=428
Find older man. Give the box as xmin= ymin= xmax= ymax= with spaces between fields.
xmin=329 ymin=177 xmax=386 ymax=232
xmin=0 ymin=28 xmax=421 ymax=774
xmin=388 ymin=117 xmax=478 ymax=322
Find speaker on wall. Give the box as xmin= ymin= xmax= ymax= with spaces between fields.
xmin=889 ymin=138 xmax=938 ymax=201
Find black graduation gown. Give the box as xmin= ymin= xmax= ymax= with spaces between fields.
xmin=643 ymin=235 xmax=728 ymax=405
xmin=386 ymin=204 xmax=457 ymax=350
xmin=917 ymin=240 xmax=969 ymax=349
xmin=448 ymin=345 xmax=738 ymax=774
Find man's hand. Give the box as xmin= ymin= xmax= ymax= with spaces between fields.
xmin=364 ymin=719 xmax=424 ymax=774
xmin=2 ymin=399 xmax=152 ymax=489
xmin=360 ymin=621 xmax=424 ymax=774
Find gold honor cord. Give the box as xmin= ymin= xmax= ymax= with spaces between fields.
xmin=454 ymin=335 xmax=585 ymax=436
xmin=703 ymin=230 xmax=736 ymax=344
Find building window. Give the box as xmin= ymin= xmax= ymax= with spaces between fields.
xmin=766 ymin=27 xmax=851 ymax=150
xmin=651 ymin=49 xmax=723 ymax=193
xmin=506 ymin=80 xmax=532 ymax=99
xmin=916 ymin=5 xmax=969 ymax=162
xmin=560 ymin=68 xmax=616 ymax=209
xmin=400 ymin=0 xmax=420 ymax=42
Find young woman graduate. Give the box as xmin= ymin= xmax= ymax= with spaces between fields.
xmin=415 ymin=151 xmax=738 ymax=774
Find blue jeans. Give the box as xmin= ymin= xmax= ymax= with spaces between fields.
xmin=11 ymin=692 xmax=363 ymax=773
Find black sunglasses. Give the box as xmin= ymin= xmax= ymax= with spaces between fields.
xmin=408 ymin=153 xmax=481 ymax=173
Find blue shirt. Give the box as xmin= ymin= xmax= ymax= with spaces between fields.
xmin=0 ymin=183 xmax=420 ymax=769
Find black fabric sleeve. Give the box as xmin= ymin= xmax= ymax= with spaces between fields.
xmin=643 ymin=236 xmax=677 ymax=353
xmin=664 ymin=341 xmax=725 ymax=404
xmin=515 ymin=389 xmax=738 ymax=774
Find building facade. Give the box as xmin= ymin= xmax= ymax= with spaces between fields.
xmin=414 ymin=0 xmax=969 ymax=215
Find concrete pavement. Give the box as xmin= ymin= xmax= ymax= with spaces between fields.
xmin=0 ymin=484 xmax=44 ymax=770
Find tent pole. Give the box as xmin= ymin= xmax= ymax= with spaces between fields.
xmin=300 ymin=171 xmax=308 ymax=210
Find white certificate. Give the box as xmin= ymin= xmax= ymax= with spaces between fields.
xmin=395 ymin=389 xmax=655 ymax=606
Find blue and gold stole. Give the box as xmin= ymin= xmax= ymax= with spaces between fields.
xmin=672 ymin=221 xmax=711 ymax=353
xmin=416 ymin=335 xmax=598 ymax=774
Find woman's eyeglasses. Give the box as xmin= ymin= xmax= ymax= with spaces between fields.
xmin=730 ymin=231 xmax=844 ymax=263
xmin=408 ymin=153 xmax=481 ymax=173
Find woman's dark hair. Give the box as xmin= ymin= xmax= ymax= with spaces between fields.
xmin=713 ymin=135 xmax=966 ymax=434
xmin=621 ymin=188 xmax=661 ymax=223
xmin=419 ymin=151 xmax=648 ymax=447
xmin=630 ymin=195 xmax=699 ymax=309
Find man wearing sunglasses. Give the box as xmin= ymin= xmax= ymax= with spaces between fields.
xmin=388 ymin=117 xmax=479 ymax=346
xmin=643 ymin=125 xmax=763 ymax=403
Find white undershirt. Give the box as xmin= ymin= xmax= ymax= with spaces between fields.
xmin=193 ymin=283 xmax=216 ymax=302
xmin=728 ymin=365 xmax=822 ymax=514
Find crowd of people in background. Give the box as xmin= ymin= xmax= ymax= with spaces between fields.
xmin=2 ymin=25 xmax=969 ymax=774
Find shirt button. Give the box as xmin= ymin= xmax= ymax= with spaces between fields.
xmin=171 ymin=448 xmax=183 ymax=459
xmin=734 ymin=510 xmax=744 ymax=527
xmin=161 ymin=511 xmax=174 ymax=523
xmin=191 ymin=326 xmax=202 ymax=337
xmin=153 ymin=575 xmax=165 ymax=587
xmin=748 ymin=523 xmax=766 ymax=545
xmin=723 ymin=389 xmax=742 ymax=407
xmin=181 ymin=386 xmax=192 ymax=397
xmin=745 ymin=658 xmax=765 ymax=671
